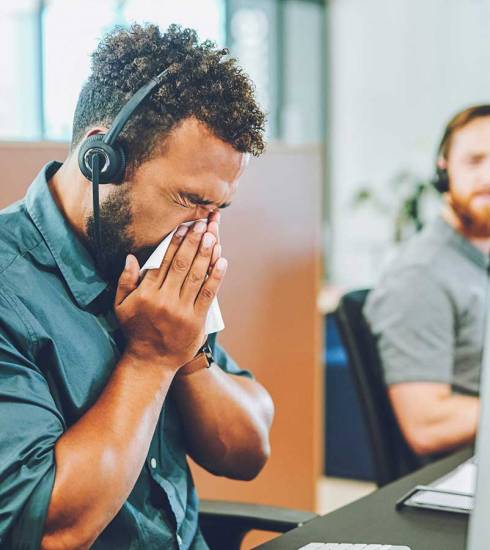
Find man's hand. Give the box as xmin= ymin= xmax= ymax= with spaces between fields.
xmin=114 ymin=220 xmax=227 ymax=370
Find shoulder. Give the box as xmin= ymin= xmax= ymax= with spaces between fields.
xmin=371 ymin=221 xmax=461 ymax=298
xmin=0 ymin=199 xmax=43 ymax=275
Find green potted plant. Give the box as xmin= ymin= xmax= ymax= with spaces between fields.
xmin=352 ymin=170 xmax=439 ymax=243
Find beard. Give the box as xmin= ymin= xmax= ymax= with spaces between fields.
xmin=85 ymin=186 xmax=156 ymax=287
xmin=449 ymin=189 xmax=490 ymax=238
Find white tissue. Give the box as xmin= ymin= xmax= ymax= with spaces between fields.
xmin=140 ymin=221 xmax=225 ymax=334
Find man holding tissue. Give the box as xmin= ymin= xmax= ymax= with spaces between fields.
xmin=0 ymin=24 xmax=274 ymax=550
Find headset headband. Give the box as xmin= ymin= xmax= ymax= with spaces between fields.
xmin=104 ymin=67 xmax=171 ymax=146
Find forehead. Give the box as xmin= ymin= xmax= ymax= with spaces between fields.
xmin=163 ymin=117 xmax=246 ymax=183
xmin=450 ymin=117 xmax=490 ymax=157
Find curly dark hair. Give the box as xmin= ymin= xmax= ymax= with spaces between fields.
xmin=71 ymin=23 xmax=266 ymax=174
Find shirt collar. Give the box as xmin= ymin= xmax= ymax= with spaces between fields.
xmin=25 ymin=161 xmax=108 ymax=308
xmin=435 ymin=215 xmax=490 ymax=271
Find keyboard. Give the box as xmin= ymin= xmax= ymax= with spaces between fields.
xmin=298 ymin=544 xmax=411 ymax=550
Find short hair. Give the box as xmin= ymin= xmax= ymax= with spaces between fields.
xmin=438 ymin=104 xmax=490 ymax=159
xmin=71 ymin=23 xmax=265 ymax=175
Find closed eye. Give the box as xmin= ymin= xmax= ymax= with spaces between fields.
xmin=178 ymin=192 xmax=231 ymax=210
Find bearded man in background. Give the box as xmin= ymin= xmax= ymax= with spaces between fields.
xmin=365 ymin=105 xmax=490 ymax=457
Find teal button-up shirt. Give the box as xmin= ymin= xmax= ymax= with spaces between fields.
xmin=0 ymin=162 xmax=249 ymax=549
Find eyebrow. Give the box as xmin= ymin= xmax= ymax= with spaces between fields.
xmin=181 ymin=192 xmax=232 ymax=209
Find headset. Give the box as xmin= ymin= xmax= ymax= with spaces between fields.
xmin=432 ymin=128 xmax=450 ymax=194
xmin=78 ymin=66 xmax=171 ymax=265
xmin=433 ymin=166 xmax=450 ymax=194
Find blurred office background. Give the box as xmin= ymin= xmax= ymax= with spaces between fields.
xmin=1 ymin=0 xmax=490 ymax=547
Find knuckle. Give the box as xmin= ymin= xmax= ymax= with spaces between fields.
xmin=138 ymin=289 xmax=152 ymax=307
xmin=200 ymin=286 xmax=215 ymax=300
xmin=172 ymin=257 xmax=189 ymax=273
xmin=155 ymin=296 xmax=169 ymax=313
xmin=188 ymin=270 xmax=203 ymax=285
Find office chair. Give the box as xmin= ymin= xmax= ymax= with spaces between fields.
xmin=199 ymin=499 xmax=318 ymax=549
xmin=335 ymin=289 xmax=423 ymax=487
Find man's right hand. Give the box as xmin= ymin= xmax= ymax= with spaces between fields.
xmin=114 ymin=220 xmax=227 ymax=370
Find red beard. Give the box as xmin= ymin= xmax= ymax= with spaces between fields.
xmin=449 ymin=190 xmax=490 ymax=238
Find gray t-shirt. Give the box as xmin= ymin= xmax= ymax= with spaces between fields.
xmin=364 ymin=216 xmax=489 ymax=396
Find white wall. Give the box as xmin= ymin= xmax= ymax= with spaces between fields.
xmin=328 ymin=0 xmax=490 ymax=288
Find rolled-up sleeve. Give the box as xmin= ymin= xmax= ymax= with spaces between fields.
xmin=0 ymin=298 xmax=64 ymax=549
xmin=208 ymin=333 xmax=253 ymax=379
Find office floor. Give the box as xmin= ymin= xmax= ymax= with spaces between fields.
xmin=317 ymin=475 xmax=376 ymax=514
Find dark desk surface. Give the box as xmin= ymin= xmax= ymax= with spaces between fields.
xmin=256 ymin=447 xmax=472 ymax=550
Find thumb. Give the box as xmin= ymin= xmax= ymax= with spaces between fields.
xmin=115 ymin=254 xmax=140 ymax=306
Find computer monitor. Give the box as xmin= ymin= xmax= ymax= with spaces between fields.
xmin=467 ymin=300 xmax=490 ymax=549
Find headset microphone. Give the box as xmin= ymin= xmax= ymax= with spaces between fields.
xmin=78 ymin=66 xmax=171 ymax=266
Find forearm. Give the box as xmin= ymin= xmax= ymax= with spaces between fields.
xmin=393 ymin=389 xmax=479 ymax=455
xmin=172 ymin=365 xmax=274 ymax=480
xmin=41 ymin=353 xmax=176 ymax=550
xmin=419 ymin=394 xmax=479 ymax=453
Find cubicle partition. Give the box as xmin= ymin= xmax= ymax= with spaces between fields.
xmin=0 ymin=141 xmax=324 ymax=544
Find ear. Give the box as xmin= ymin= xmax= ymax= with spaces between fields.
xmin=84 ymin=126 xmax=110 ymax=140
xmin=437 ymin=156 xmax=447 ymax=171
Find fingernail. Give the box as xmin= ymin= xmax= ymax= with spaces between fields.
xmin=176 ymin=225 xmax=188 ymax=237
xmin=194 ymin=221 xmax=207 ymax=233
xmin=125 ymin=255 xmax=131 ymax=269
xmin=202 ymin=233 xmax=215 ymax=248
xmin=216 ymin=258 xmax=227 ymax=271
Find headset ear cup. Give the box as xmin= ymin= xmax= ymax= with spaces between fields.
xmin=433 ymin=168 xmax=450 ymax=193
xmin=111 ymin=144 xmax=126 ymax=183
xmin=78 ymin=135 xmax=101 ymax=181
xmin=78 ymin=134 xmax=126 ymax=183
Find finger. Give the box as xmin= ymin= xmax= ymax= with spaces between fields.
xmin=115 ymin=255 xmax=140 ymax=306
xmin=142 ymin=225 xmax=189 ymax=287
xmin=210 ymin=243 xmax=221 ymax=268
xmin=195 ymin=257 xmax=228 ymax=316
xmin=208 ymin=210 xmax=221 ymax=226
xmin=207 ymin=211 xmax=220 ymax=243
xmin=180 ymin=231 xmax=216 ymax=302
xmin=207 ymin=219 xmax=220 ymax=242
xmin=162 ymin=220 xmax=207 ymax=294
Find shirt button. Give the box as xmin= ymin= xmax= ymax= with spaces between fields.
xmin=177 ymin=534 xmax=183 ymax=546
xmin=150 ymin=458 xmax=157 ymax=469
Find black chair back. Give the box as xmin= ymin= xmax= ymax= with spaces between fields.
xmin=335 ymin=289 xmax=422 ymax=486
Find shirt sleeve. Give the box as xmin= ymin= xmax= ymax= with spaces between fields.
xmin=207 ymin=333 xmax=253 ymax=379
xmin=364 ymin=267 xmax=455 ymax=386
xmin=0 ymin=290 xmax=64 ymax=550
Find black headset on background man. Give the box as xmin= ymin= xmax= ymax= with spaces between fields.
xmin=78 ymin=67 xmax=171 ymax=265
xmin=432 ymin=128 xmax=451 ymax=194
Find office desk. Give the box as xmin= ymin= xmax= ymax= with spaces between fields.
xmin=256 ymin=448 xmax=472 ymax=550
